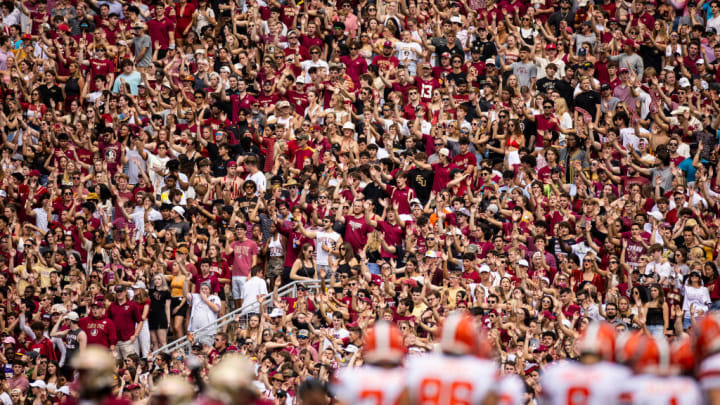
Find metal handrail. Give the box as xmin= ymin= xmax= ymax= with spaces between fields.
xmin=152 ymin=279 xmax=324 ymax=355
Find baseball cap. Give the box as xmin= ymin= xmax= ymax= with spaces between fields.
xmin=383 ymin=40 xmax=393 ymax=48
xmin=439 ymin=147 xmax=450 ymax=157
xmin=298 ymin=329 xmax=310 ymax=338
xmin=485 ymin=58 xmax=496 ymax=65
xmin=30 ymin=381 xmax=47 ymax=389
xmin=546 ymin=43 xmax=557 ymax=50
xmin=57 ymin=24 xmax=70 ymax=32
xmin=623 ymin=38 xmax=635 ymax=47
xmin=64 ymin=312 xmax=79 ymax=322
xmin=172 ymin=206 xmax=185 ymax=218
xmin=518 ymin=259 xmax=529 ymax=267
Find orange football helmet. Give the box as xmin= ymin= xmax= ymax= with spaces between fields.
xmin=363 ymin=321 xmax=407 ymax=364
xmin=671 ymin=335 xmax=696 ymax=375
xmin=617 ymin=331 xmax=670 ymax=374
xmin=577 ymin=321 xmax=617 ymax=361
xmin=695 ymin=314 xmax=720 ymax=360
xmin=439 ymin=312 xmax=491 ymax=357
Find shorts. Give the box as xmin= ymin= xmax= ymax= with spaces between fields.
xmin=232 ymin=276 xmax=247 ymax=300
xmin=115 ymin=340 xmax=137 ymax=359
xmin=171 ymin=297 xmax=187 ymax=317
xmin=506 ymin=150 xmax=520 ymax=167
xmin=367 ymin=263 xmax=380 ymax=275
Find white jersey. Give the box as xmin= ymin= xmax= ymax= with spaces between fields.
xmin=699 ymin=352 xmax=720 ymax=390
xmin=315 ymin=230 xmax=341 ymax=266
xmin=332 ymin=365 xmax=405 ymax=405
xmin=618 ymin=375 xmax=702 ymax=405
xmin=540 ymin=361 xmax=631 ymax=405
xmin=498 ymin=374 xmax=526 ymax=405
xmin=405 ymin=354 xmax=498 ymax=405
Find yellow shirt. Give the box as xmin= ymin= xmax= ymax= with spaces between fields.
xmin=15 ymin=263 xmax=52 ymax=294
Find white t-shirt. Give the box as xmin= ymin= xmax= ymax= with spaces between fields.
xmin=683 ymin=284 xmax=711 ymax=318
xmin=315 ymin=230 xmax=341 ymax=266
xmin=241 ymin=276 xmax=268 ymax=312
xmin=145 ymin=150 xmax=171 ymax=191
xmin=394 ymin=41 xmax=423 ymax=73
xmin=301 ymin=59 xmax=329 ymax=82
xmin=188 ymin=293 xmax=221 ymax=334
xmin=245 ymin=171 xmax=267 ymax=194
xmin=645 ymin=260 xmax=673 ymax=279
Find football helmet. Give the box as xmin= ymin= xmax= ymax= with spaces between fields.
xmin=577 ymin=321 xmax=617 ymax=361
xmin=363 ymin=321 xmax=407 ymax=364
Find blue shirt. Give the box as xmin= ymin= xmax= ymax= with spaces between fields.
xmin=112 ymin=71 xmax=142 ymax=95
xmin=678 ymin=157 xmax=699 ymax=183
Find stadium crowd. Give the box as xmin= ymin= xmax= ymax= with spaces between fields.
xmin=1 ymin=0 xmax=720 ymax=402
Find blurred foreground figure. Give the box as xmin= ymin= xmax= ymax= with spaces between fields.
xmin=401 ymin=312 xmax=498 ymax=405
xmin=150 ymin=377 xmax=195 ymax=405
xmin=63 ymin=345 xmax=131 ymax=405
xmin=695 ymin=314 xmax=720 ymax=404
xmin=332 ymin=321 xmax=406 ymax=405
xmin=616 ymin=331 xmax=702 ymax=405
xmin=194 ymin=354 xmax=271 ymax=405
xmin=540 ymin=322 xmax=631 ymax=405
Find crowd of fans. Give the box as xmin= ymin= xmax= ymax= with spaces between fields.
xmin=0 ymin=0 xmax=720 ymax=402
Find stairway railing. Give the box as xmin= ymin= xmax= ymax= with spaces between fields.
xmin=151 ymin=279 xmax=325 ymax=356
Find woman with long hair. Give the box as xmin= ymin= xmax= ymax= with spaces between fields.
xmin=504 ymin=118 xmax=525 ymax=168
xmin=132 ymin=287 xmax=151 ymax=358
xmin=44 ymin=361 xmax=60 ymax=385
xmin=290 ymin=243 xmax=318 ymax=281
xmin=149 ymin=273 xmax=171 ymax=351
xmin=643 ymin=283 xmax=669 ymax=337
xmin=683 ymin=269 xmax=711 ymax=330
xmin=335 ymin=242 xmax=359 ymax=275
xmin=165 ymin=262 xmax=189 ymax=340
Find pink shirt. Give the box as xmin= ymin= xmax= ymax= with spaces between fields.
xmin=230 ymin=239 xmax=259 ymax=277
